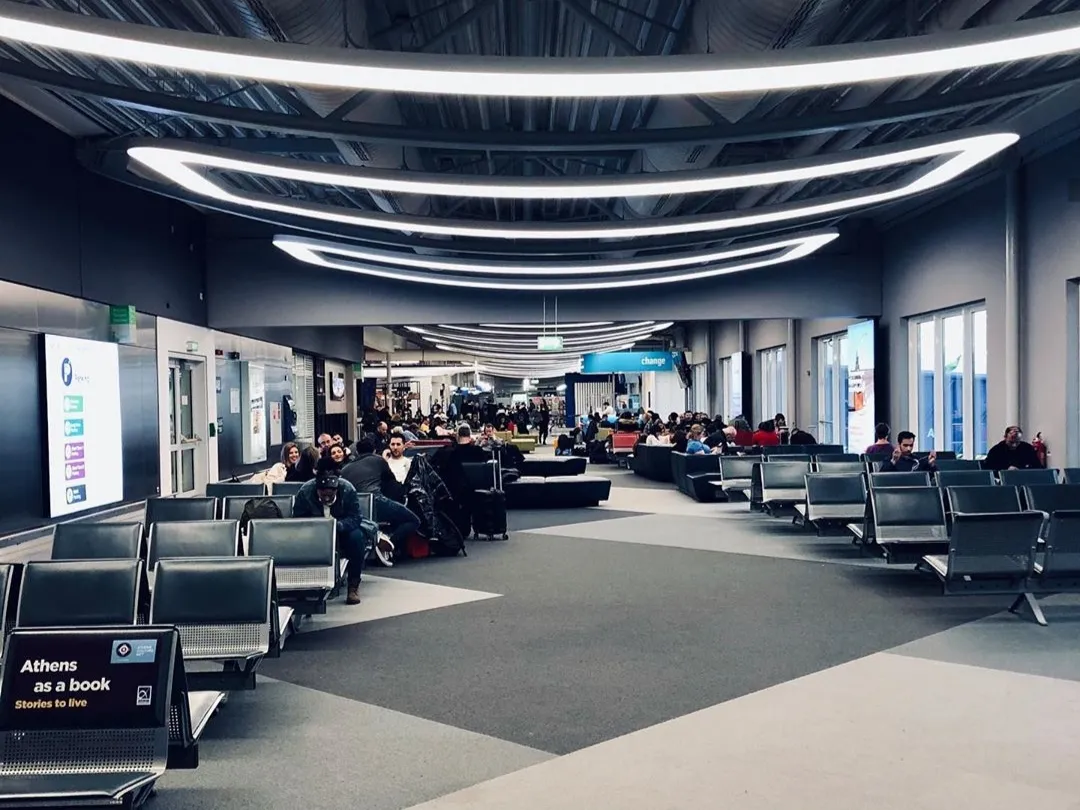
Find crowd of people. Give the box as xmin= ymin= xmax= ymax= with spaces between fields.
xmin=253 ymin=408 xmax=531 ymax=606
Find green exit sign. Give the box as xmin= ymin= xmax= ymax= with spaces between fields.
xmin=537 ymin=335 xmax=564 ymax=351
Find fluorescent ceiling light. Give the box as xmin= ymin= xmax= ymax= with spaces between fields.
xmin=361 ymin=365 xmax=474 ymax=378
xmin=273 ymin=231 xmax=838 ymax=291
xmin=128 ymin=132 xmax=1016 ymax=240
xmin=434 ymin=342 xmax=637 ymax=361
xmin=129 ymin=133 xmax=1010 ymax=200
xmin=404 ymin=325 xmax=669 ymax=347
xmin=4 ymin=3 xmax=1080 ymax=97
xmin=440 ymin=322 xmax=656 ymax=337
xmin=475 ymin=322 xmax=613 ymax=330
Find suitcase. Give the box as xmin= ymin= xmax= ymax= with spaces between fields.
xmin=473 ymin=450 xmax=509 ymax=541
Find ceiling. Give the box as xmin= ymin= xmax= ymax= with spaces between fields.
xmin=3 ymin=0 xmax=1080 ymax=369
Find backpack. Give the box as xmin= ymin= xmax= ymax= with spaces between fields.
xmin=239 ymin=497 xmax=283 ymax=533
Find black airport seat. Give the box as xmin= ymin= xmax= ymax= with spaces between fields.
xmin=869 ymin=487 xmax=947 ymax=562
xmin=50 ymin=522 xmax=144 ymax=561
xmin=796 ymin=473 xmax=867 ymax=530
xmin=1062 ymin=469 xmax=1080 ymax=485
xmin=814 ymin=453 xmax=860 ymax=463
xmin=921 ymin=512 xmax=1042 ymax=620
xmin=947 ymin=485 xmax=1022 ymax=516
xmin=671 ymin=452 xmax=721 ymax=501
xmin=763 ymin=445 xmax=808 ymax=457
xmin=719 ymin=456 xmax=759 ymax=496
xmin=1034 ymin=511 xmax=1080 ymax=619
xmin=759 ymin=461 xmax=812 ymax=514
xmin=631 ymin=443 xmax=674 ymax=481
xmin=144 ymin=497 xmax=217 ymax=536
xmin=936 ymin=470 xmax=996 ymax=488
xmin=16 ymin=559 xmax=142 ymax=628
xmin=206 ymin=482 xmax=267 ymax=500
xmin=248 ymin=518 xmax=336 ymax=615
xmin=519 ymin=457 xmax=587 ymax=477
xmin=0 ymin=626 xmax=221 ymax=808
xmin=271 ymin=481 xmax=305 ymax=496
xmin=149 ymin=556 xmax=277 ymax=690
xmin=814 ymin=460 xmax=865 ymax=474
xmin=916 ymin=450 xmax=956 ymax=461
xmin=998 ymin=468 xmax=1060 ymax=487
xmin=765 ymin=454 xmax=810 ymax=462
xmin=811 ymin=445 xmax=847 ymax=456
xmin=934 ymin=459 xmax=982 ymax=471
xmin=504 ymin=475 xmax=612 ymax=509
xmin=221 ymin=495 xmax=294 ymax=521
xmin=1022 ymin=484 xmax=1080 ymax=515
xmin=870 ymin=471 xmax=931 ymax=489
xmin=149 ymin=520 xmax=241 ymax=570
xmin=0 ymin=564 xmax=17 ymax=635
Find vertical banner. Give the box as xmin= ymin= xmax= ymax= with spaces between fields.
xmin=108 ymin=305 xmax=137 ymax=345
xmin=845 ymin=320 xmax=876 ymax=453
xmin=240 ymin=362 xmax=267 ymax=464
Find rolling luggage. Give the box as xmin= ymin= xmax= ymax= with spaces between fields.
xmin=472 ymin=450 xmax=509 ymax=541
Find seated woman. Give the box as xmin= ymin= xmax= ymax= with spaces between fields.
xmin=262 ymin=442 xmax=302 ymax=484
xmin=752 ymin=420 xmax=781 ymax=447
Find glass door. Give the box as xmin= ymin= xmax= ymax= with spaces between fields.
xmin=168 ymin=357 xmax=203 ymax=495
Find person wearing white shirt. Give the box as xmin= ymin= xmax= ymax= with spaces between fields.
xmin=383 ymin=435 xmax=412 ymax=484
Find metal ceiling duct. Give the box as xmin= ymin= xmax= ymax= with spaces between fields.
xmin=223 ymin=0 xmax=429 ymax=216
xmin=734 ymin=0 xmax=1042 ymax=211
xmin=622 ymin=0 xmax=846 ymax=221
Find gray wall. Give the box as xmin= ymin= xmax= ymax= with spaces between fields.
xmin=205 ymin=231 xmax=881 ymax=328
xmin=880 ymin=177 xmax=1007 ymax=441
xmin=0 ymin=98 xmax=206 ymax=324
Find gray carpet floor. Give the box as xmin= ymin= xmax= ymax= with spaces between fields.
xmin=261 ymin=527 xmax=1003 ymax=754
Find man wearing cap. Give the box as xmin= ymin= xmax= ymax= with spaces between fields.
xmin=983 ymin=425 xmax=1041 ymax=471
xmin=293 ymin=456 xmax=376 ymax=605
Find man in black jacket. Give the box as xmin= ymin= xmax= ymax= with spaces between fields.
xmin=340 ymin=440 xmax=420 ymax=562
xmin=878 ymin=431 xmax=937 ymax=473
xmin=983 ymin=426 xmax=1041 ymax=471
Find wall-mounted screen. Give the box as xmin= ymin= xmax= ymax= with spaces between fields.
xmin=845 ymin=320 xmax=876 ymax=453
xmin=727 ymin=352 xmax=744 ymax=420
xmin=329 ymin=372 xmax=346 ymax=401
xmin=43 ymin=335 xmax=124 ymax=517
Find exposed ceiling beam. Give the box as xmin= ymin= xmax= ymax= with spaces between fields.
xmin=1 ymin=56 xmax=1075 ymax=151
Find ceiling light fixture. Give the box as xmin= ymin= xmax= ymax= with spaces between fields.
xmin=433 ymin=342 xmax=638 ymax=361
xmin=272 ymin=231 xmax=838 ymax=291
xmin=4 ymin=3 xmax=1080 ymax=97
xmin=129 ymin=132 xmax=1010 ymax=200
xmin=473 ymin=322 xmax=613 ymax=330
xmin=127 ymin=132 xmax=1016 ymax=240
xmin=404 ymin=325 xmax=670 ymax=347
xmin=440 ymin=322 xmax=655 ymax=336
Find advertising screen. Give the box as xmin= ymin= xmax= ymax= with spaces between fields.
xmin=0 ymin=629 xmax=174 ymax=731
xmin=43 ymin=335 xmax=124 ymax=517
xmin=845 ymin=320 xmax=876 ymax=453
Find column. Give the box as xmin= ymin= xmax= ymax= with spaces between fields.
xmin=1004 ymin=164 xmax=1021 ymax=426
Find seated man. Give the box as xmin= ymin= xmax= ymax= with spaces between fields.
xmin=293 ymin=456 xmax=376 ymax=605
xmin=878 ymin=430 xmax=937 ymax=473
xmin=341 ymin=439 xmax=421 ymax=563
xmin=383 ymin=435 xmax=413 ymax=485
xmin=983 ymin=425 xmax=1041 ymax=471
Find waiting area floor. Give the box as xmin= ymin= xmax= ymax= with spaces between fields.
xmin=6 ymin=457 xmax=1080 ymax=809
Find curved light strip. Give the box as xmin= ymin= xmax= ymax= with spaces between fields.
xmin=127 ymin=132 xmax=1016 ymax=240
xmin=440 ymin=322 xmax=654 ymax=337
xmin=130 ymin=132 xmax=1009 ymax=201
xmin=405 ymin=325 xmax=670 ymax=347
xmin=475 ymin=322 xmax=613 ymax=330
xmin=274 ymin=231 xmax=838 ymax=291
xmin=4 ymin=3 xmax=1080 ymax=97
xmin=434 ymin=342 xmax=638 ymax=361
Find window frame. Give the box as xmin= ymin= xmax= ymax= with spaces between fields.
xmin=814 ymin=332 xmax=848 ymax=447
xmin=758 ymin=345 xmax=787 ymax=423
xmin=907 ymin=303 xmax=986 ymax=457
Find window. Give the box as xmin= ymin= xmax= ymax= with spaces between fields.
xmin=908 ymin=304 xmax=987 ymax=456
xmin=759 ymin=346 xmax=787 ymax=422
xmin=291 ymin=352 xmax=315 ymax=441
xmin=718 ymin=356 xmax=731 ymax=419
xmin=815 ymin=333 xmax=849 ymax=446
xmin=692 ymin=364 xmax=708 ymax=413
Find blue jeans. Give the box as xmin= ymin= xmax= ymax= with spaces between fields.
xmin=375 ymin=494 xmax=421 ymax=554
xmin=338 ymin=523 xmax=375 ymax=585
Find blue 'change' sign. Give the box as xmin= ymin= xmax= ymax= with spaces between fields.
xmin=581 ymin=352 xmax=678 ymax=374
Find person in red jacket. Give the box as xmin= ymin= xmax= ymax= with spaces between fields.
xmin=752 ymin=419 xmax=781 ymax=447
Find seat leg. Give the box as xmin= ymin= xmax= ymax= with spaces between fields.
xmin=1010 ymin=592 xmax=1048 ymax=626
